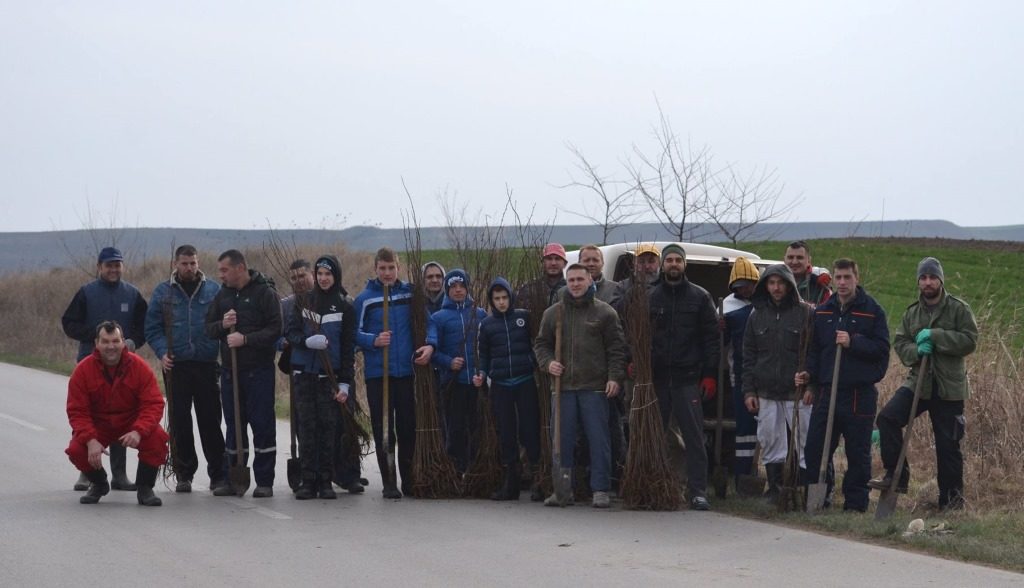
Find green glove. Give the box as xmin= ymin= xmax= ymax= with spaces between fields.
xmin=917 ymin=341 xmax=933 ymax=356
xmin=915 ymin=329 xmax=932 ymax=344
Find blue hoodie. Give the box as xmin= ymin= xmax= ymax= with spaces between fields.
xmin=354 ymin=278 xmax=416 ymax=379
xmin=477 ymin=277 xmax=535 ymax=385
xmin=427 ymin=269 xmax=487 ymax=385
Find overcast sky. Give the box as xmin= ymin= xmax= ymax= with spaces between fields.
xmin=2 ymin=1 xmax=1021 ymax=233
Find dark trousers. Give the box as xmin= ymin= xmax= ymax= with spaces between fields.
xmin=804 ymin=385 xmax=876 ymax=511
xmin=731 ymin=380 xmax=758 ymax=480
xmin=221 ymin=363 xmax=277 ymax=487
xmin=443 ymin=381 xmax=479 ymax=473
xmin=295 ymin=374 xmax=338 ymax=483
xmin=333 ymin=393 xmax=363 ymax=485
xmin=654 ymin=375 xmax=708 ymax=498
xmin=167 ymin=361 xmax=225 ymax=484
xmin=608 ymin=395 xmax=627 ymax=485
xmin=491 ymin=379 xmax=541 ymax=467
xmin=877 ymin=385 xmax=965 ymax=508
xmin=365 ymin=376 xmax=416 ymax=489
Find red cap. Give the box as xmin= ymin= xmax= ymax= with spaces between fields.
xmin=542 ymin=243 xmax=567 ymax=262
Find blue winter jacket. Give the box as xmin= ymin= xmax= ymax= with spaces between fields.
xmin=806 ymin=285 xmax=890 ymax=391
xmin=477 ymin=277 xmax=536 ymax=385
xmin=144 ymin=271 xmax=221 ymax=363
xmin=286 ymin=255 xmax=357 ymax=386
xmin=428 ymin=295 xmax=487 ymax=386
xmin=354 ymin=278 xmax=416 ymax=379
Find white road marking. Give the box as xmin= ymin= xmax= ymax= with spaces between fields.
xmin=224 ymin=497 xmax=292 ymax=520
xmin=0 ymin=412 xmax=46 ymax=432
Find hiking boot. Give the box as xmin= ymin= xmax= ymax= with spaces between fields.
xmin=79 ymin=469 xmax=110 ymax=504
xmin=135 ymin=463 xmax=163 ymax=506
xmin=175 ymin=479 xmax=192 ymax=493
xmin=691 ymin=496 xmax=711 ymax=511
xmin=343 ymin=480 xmax=365 ymax=494
xmin=318 ymin=481 xmax=337 ymax=500
xmin=212 ymin=482 xmax=235 ymax=496
xmin=592 ymin=491 xmax=610 ymax=509
xmin=868 ymin=470 xmax=908 ymax=493
xmin=382 ymin=485 xmax=402 ymax=500
xmin=295 ymin=483 xmax=316 ymax=500
xmin=74 ymin=472 xmax=91 ymax=491
xmin=252 ymin=486 xmax=274 ymax=498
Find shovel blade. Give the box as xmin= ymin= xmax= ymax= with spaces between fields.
xmin=553 ymin=467 xmax=573 ymax=505
xmin=230 ymin=465 xmax=251 ymax=497
xmin=287 ymin=458 xmax=301 ymax=492
xmin=806 ymin=482 xmax=829 ymax=513
xmin=875 ymin=490 xmax=898 ymax=520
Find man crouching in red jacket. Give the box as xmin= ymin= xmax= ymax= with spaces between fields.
xmin=66 ymin=320 xmax=169 ymax=506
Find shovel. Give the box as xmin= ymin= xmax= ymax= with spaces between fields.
xmin=228 ymin=340 xmax=251 ymax=497
xmin=287 ymin=372 xmax=301 ymax=491
xmin=807 ymin=344 xmax=843 ymax=513
xmin=710 ymin=298 xmax=728 ymax=499
xmin=550 ymin=305 xmax=572 ymax=505
xmin=875 ymin=355 xmax=929 ymax=520
xmin=381 ymin=284 xmax=398 ymax=490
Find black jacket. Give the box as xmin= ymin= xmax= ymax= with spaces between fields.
xmin=478 ymin=277 xmax=536 ymax=384
xmin=205 ymin=270 xmax=282 ymax=372
xmin=648 ymin=276 xmax=720 ymax=380
xmin=806 ymin=285 xmax=890 ymax=391
xmin=742 ymin=264 xmax=813 ymax=401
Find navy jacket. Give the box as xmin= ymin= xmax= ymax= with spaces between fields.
xmin=806 ymin=285 xmax=890 ymax=391
xmin=286 ymin=255 xmax=357 ymax=386
xmin=477 ymin=278 xmax=536 ymax=384
xmin=145 ymin=271 xmax=220 ymax=363
xmin=63 ymin=279 xmax=148 ymax=362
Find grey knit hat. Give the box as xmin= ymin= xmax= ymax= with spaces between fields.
xmin=917 ymin=257 xmax=944 ymax=283
xmin=661 ymin=243 xmax=687 ymax=264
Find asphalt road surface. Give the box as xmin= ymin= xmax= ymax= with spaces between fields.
xmin=1 ymin=362 xmax=1020 ymax=587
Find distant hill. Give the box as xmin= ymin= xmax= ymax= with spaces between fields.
xmin=1 ymin=220 xmax=1021 ymax=274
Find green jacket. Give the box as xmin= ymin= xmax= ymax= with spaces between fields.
xmin=534 ymin=289 xmax=626 ymax=392
xmin=894 ymin=290 xmax=978 ymax=400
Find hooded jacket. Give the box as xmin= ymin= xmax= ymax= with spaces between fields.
xmin=427 ymin=269 xmax=487 ymax=385
xmin=286 ymin=255 xmax=357 ymax=386
xmin=145 ymin=270 xmax=221 ymax=363
xmin=422 ymin=261 xmax=447 ymax=315
xmin=648 ymin=275 xmax=720 ymax=380
xmin=894 ymin=289 xmax=978 ymax=400
xmin=806 ymin=285 xmax=890 ymax=392
xmin=534 ymin=287 xmax=626 ymax=391
xmin=742 ymin=264 xmax=814 ymax=401
xmin=354 ymin=277 xmax=416 ymax=379
xmin=477 ymin=277 xmax=536 ymax=384
xmin=205 ymin=269 xmax=282 ymax=371
xmin=66 ymin=348 xmax=167 ymax=445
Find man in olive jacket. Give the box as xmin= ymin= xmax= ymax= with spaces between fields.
xmin=534 ymin=264 xmax=626 ymax=508
xmin=870 ymin=257 xmax=978 ymax=510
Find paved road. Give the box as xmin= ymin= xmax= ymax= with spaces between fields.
xmin=1 ymin=362 xmax=1020 ymax=587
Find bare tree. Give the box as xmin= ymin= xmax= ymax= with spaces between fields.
xmin=556 ymin=142 xmax=639 ymax=245
xmin=704 ymin=164 xmax=802 ymax=245
xmin=52 ymin=196 xmax=145 ymax=277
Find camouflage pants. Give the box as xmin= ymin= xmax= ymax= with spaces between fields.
xmin=295 ymin=374 xmax=338 ymax=483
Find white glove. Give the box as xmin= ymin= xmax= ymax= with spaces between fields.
xmin=336 ymin=383 xmax=350 ymax=402
xmin=305 ymin=334 xmax=328 ymax=350
xmin=125 ymin=338 xmax=137 ymax=352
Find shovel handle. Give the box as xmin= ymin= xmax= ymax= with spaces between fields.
xmin=889 ymin=355 xmax=929 ymax=493
xmin=552 ymin=305 xmax=563 ymax=461
xmin=229 ymin=333 xmax=244 ymax=468
xmin=816 ymin=344 xmax=843 ymax=483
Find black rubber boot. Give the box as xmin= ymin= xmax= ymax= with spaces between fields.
xmin=295 ymin=478 xmax=316 ymax=500
xmin=529 ymin=465 xmax=544 ymax=502
xmin=318 ymin=480 xmax=337 ymax=500
xmin=109 ymin=444 xmax=136 ymax=490
xmin=74 ymin=471 xmax=90 ymax=491
xmin=135 ymin=463 xmax=163 ymax=506
xmin=765 ymin=463 xmax=783 ymax=500
xmin=80 ymin=469 xmax=110 ymax=504
xmin=491 ymin=465 xmax=520 ymax=501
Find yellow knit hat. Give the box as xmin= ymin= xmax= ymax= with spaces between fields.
xmin=730 ymin=256 xmax=760 ymax=287
xmin=634 ymin=243 xmax=661 ymax=258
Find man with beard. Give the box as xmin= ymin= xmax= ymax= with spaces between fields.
xmin=286 ymin=255 xmax=357 ymax=500
xmin=869 ymin=257 xmax=978 ymax=511
xmin=648 ymin=244 xmax=720 ymax=510
xmin=66 ymin=321 xmax=168 ymax=506
xmin=516 ymin=243 xmax=568 ymax=313
xmin=144 ymin=244 xmax=226 ymax=494
xmin=62 ymin=246 xmax=148 ymax=491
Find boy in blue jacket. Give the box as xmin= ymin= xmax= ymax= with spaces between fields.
xmin=474 ymin=278 xmax=542 ymax=501
xmin=429 ymin=269 xmax=487 ymax=474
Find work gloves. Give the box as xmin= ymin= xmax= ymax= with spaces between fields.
xmin=305 ymin=334 xmax=328 ymax=350
xmin=700 ymin=377 xmax=717 ymax=401
xmin=816 ymin=273 xmax=832 ymax=288
xmin=916 ymin=329 xmax=932 ymax=356
xmin=336 ymin=383 xmax=350 ymax=402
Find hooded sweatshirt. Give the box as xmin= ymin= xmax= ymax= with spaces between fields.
xmin=477 ymin=277 xmax=536 ymax=385
xmin=427 ymin=269 xmax=487 ymax=385
xmin=285 ymin=255 xmax=357 ymax=386
xmin=741 ymin=264 xmax=813 ymax=401
xmin=422 ymin=261 xmax=447 ymax=315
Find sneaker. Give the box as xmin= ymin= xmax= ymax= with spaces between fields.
xmin=175 ymin=479 xmax=192 ymax=493
xmin=868 ymin=471 xmax=908 ymax=493
xmin=252 ymin=486 xmax=274 ymax=498
xmin=690 ymin=496 xmax=711 ymax=511
xmin=592 ymin=491 xmax=610 ymax=509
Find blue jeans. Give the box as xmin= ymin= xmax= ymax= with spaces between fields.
xmin=221 ymin=363 xmax=277 ymax=487
xmin=554 ymin=390 xmax=610 ymax=492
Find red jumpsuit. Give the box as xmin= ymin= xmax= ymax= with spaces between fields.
xmin=65 ymin=349 xmax=169 ymax=471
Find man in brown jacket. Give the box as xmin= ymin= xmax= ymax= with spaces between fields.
xmin=534 ymin=264 xmax=626 ymax=508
